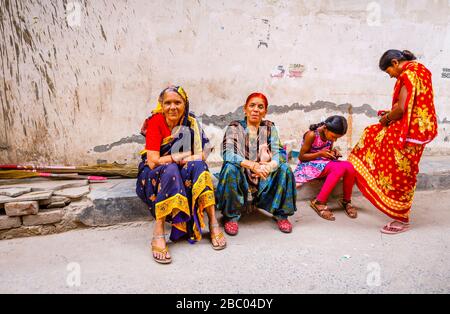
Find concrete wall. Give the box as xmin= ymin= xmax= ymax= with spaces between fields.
xmin=1 ymin=0 xmax=449 ymax=166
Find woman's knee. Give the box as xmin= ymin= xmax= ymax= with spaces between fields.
xmin=222 ymin=162 xmax=242 ymax=175
xmin=278 ymin=163 xmax=293 ymax=175
xmin=162 ymin=163 xmax=182 ymax=178
xmin=342 ymin=161 xmax=356 ymax=174
xmin=278 ymin=163 xmax=289 ymax=171
xmin=219 ymin=163 xmax=245 ymax=187
xmin=188 ymin=160 xmax=208 ymax=170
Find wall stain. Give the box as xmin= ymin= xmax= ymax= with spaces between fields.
xmin=200 ymin=101 xmax=378 ymax=129
xmin=346 ymin=105 xmax=353 ymax=150
xmin=92 ymin=101 xmax=379 ymax=153
xmin=100 ymin=24 xmax=107 ymax=41
xmin=93 ymin=134 xmax=145 ymax=153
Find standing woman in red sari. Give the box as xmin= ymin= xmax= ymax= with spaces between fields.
xmin=349 ymin=50 xmax=438 ymax=234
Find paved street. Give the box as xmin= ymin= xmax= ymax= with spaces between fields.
xmin=0 ymin=189 xmax=449 ymax=294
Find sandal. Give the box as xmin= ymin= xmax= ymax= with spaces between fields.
xmin=210 ymin=223 xmax=227 ymax=250
xmin=338 ymin=199 xmax=358 ymax=219
xmin=151 ymin=235 xmax=172 ymax=264
xmin=380 ymin=221 xmax=410 ymax=234
xmin=224 ymin=221 xmax=239 ymax=236
xmin=310 ymin=199 xmax=335 ymax=221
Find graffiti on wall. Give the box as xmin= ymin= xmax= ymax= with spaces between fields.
xmin=270 ymin=64 xmax=305 ymax=78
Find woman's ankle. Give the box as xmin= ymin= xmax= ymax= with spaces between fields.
xmin=315 ymin=198 xmax=327 ymax=205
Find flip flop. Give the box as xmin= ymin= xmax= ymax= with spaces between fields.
xmin=380 ymin=221 xmax=410 ymax=234
xmin=210 ymin=223 xmax=227 ymax=250
xmin=151 ymin=235 xmax=172 ymax=264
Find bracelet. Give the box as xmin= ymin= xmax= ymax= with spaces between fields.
xmin=385 ymin=114 xmax=392 ymax=122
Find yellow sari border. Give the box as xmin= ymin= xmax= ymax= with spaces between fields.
xmin=192 ymin=171 xmax=215 ymax=207
xmin=191 ymin=172 xmax=215 ymax=240
xmin=188 ymin=115 xmax=203 ymax=156
xmin=161 ymin=135 xmax=174 ymax=146
xmin=348 ymin=153 xmax=413 ymax=211
xmin=154 ymin=193 xmax=190 ymax=220
xmin=172 ymin=222 xmax=187 ymax=233
xmin=357 ymin=178 xmax=409 ymax=220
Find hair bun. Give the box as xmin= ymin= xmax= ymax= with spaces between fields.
xmin=309 ymin=122 xmax=325 ymax=131
xmin=402 ymin=50 xmax=416 ymax=61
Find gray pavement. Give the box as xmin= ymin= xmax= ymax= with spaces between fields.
xmin=0 ymin=189 xmax=449 ymax=294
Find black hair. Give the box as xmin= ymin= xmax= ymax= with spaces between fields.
xmin=379 ymin=49 xmax=416 ymax=71
xmin=309 ymin=115 xmax=348 ymax=135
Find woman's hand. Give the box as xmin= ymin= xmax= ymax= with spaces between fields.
xmin=171 ymin=151 xmax=192 ymax=164
xmin=259 ymin=160 xmax=278 ymax=172
xmin=319 ymin=150 xmax=337 ymax=160
xmin=250 ymin=162 xmax=270 ymax=180
xmin=379 ymin=113 xmax=392 ymax=127
xmin=332 ymin=149 xmax=342 ymax=159
xmin=179 ymin=154 xmax=203 ymax=166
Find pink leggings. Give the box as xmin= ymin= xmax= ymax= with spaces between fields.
xmin=316 ymin=161 xmax=356 ymax=203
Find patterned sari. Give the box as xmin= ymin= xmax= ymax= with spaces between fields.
xmin=216 ymin=119 xmax=297 ymax=221
xmin=349 ymin=62 xmax=437 ymax=222
xmin=136 ymin=87 xmax=215 ymax=243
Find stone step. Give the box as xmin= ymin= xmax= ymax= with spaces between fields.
xmin=0 ymin=191 xmax=53 ymax=204
xmin=5 ymin=201 xmax=39 ymax=217
xmin=82 ymin=180 xmax=149 ymax=226
xmin=0 ymin=180 xmax=89 ymax=192
xmin=82 ymin=156 xmax=450 ymax=226
xmin=0 ymin=187 xmax=32 ymax=197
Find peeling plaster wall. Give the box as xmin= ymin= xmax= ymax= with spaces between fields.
xmin=1 ymin=0 xmax=449 ymax=165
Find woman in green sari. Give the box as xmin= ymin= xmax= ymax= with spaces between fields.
xmin=216 ymin=92 xmax=297 ymax=235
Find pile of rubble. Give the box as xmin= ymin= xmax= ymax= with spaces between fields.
xmin=0 ymin=180 xmax=91 ymax=239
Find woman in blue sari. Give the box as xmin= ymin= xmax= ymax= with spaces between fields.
xmin=216 ymin=93 xmax=297 ymax=235
xmin=136 ymin=86 xmax=226 ymax=264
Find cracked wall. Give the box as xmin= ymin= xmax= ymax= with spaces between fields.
xmin=1 ymin=0 xmax=450 ymax=165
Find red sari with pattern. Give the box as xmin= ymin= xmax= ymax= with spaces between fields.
xmin=348 ymin=61 xmax=438 ymax=222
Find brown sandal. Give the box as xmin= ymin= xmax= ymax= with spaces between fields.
xmin=310 ymin=199 xmax=335 ymax=221
xmin=210 ymin=223 xmax=227 ymax=250
xmin=339 ymin=199 xmax=358 ymax=219
xmin=151 ymin=235 xmax=172 ymax=264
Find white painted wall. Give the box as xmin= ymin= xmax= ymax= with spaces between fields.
xmin=1 ymin=0 xmax=449 ymax=165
